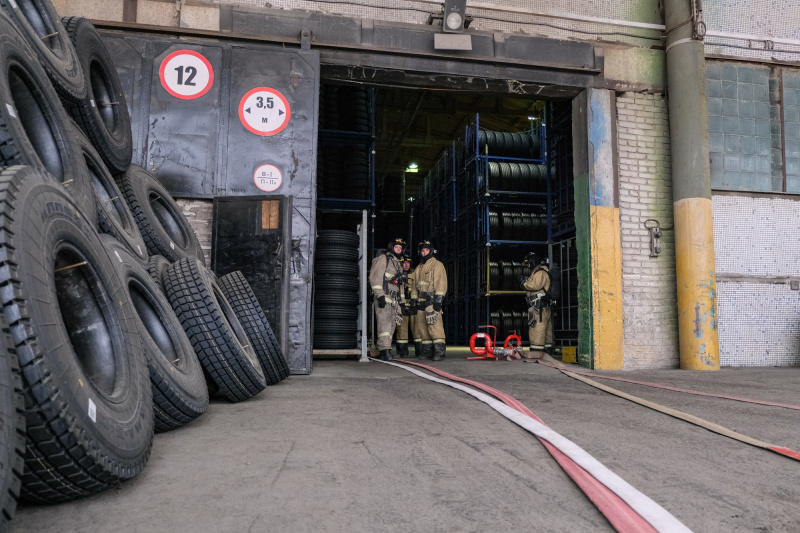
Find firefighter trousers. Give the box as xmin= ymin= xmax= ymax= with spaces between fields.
xmin=528 ymin=306 xmax=553 ymax=350
xmin=376 ymin=303 xmax=400 ymax=351
xmin=416 ymin=310 xmax=446 ymax=346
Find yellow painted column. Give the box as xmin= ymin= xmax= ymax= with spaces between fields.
xmin=674 ymin=198 xmax=719 ymax=369
xmin=590 ymin=205 xmax=624 ymax=369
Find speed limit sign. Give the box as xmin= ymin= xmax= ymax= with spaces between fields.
xmin=238 ymin=87 xmax=291 ymax=137
xmin=159 ymin=50 xmax=214 ymax=100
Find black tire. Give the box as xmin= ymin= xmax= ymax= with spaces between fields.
xmin=0 ymin=166 xmax=153 ymax=503
xmin=314 ymin=290 xmax=359 ymax=307
xmin=315 ymin=261 xmax=359 ymax=277
xmin=315 ymin=275 xmax=359 ymax=292
xmin=164 ymin=258 xmax=266 ymax=402
xmin=0 ymin=313 xmax=23 ymax=530
xmin=313 ymin=334 xmax=358 ymax=350
xmin=118 ymin=164 xmax=205 ymax=265
xmin=147 ymin=254 xmax=171 ymax=292
xmin=316 ymin=247 xmax=359 ymax=262
xmin=0 ymin=0 xmax=86 ymax=101
xmin=101 ymin=236 xmax=208 ymax=432
xmin=314 ymin=319 xmax=357 ymax=334
xmin=315 ymin=305 xmax=358 ymax=320
xmin=218 ymin=271 xmax=290 ymax=384
xmin=0 ymin=17 xmax=85 ymax=185
xmin=317 ymin=229 xmax=359 ymax=248
xmin=61 ymin=17 xmax=132 ymax=173
xmin=74 ymin=122 xmax=147 ymax=261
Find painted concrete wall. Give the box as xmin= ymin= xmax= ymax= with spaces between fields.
xmin=713 ymin=194 xmax=800 ymax=367
xmin=617 ymin=93 xmax=679 ymax=369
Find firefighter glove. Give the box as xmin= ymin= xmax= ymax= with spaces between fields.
xmin=395 ymin=313 xmax=403 ymax=325
xmin=425 ymin=305 xmax=437 ymax=325
xmin=377 ymin=296 xmax=386 ymax=308
xmin=433 ymin=301 xmax=442 ymax=313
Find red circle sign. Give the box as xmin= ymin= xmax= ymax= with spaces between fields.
xmin=238 ymin=87 xmax=291 ymax=137
xmin=254 ymin=164 xmax=283 ymax=192
xmin=159 ymin=50 xmax=214 ymax=100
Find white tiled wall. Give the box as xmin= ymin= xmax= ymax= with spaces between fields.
xmin=713 ymin=194 xmax=800 ymax=366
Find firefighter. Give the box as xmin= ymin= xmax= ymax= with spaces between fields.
xmin=411 ymin=240 xmax=448 ymax=360
xmin=369 ymin=238 xmax=406 ymax=361
xmin=395 ymin=254 xmax=415 ymax=357
xmin=522 ymin=251 xmax=552 ymax=359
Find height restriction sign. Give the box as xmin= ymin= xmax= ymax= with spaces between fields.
xmin=238 ymin=87 xmax=291 ymax=136
xmin=159 ymin=50 xmax=214 ymax=100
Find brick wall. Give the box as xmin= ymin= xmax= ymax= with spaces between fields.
xmin=177 ymin=199 xmax=213 ymax=262
xmin=616 ymin=93 xmax=679 ymax=369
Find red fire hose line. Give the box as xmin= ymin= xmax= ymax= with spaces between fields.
xmin=536 ymin=359 xmax=800 ymax=463
xmin=535 ymin=360 xmax=800 ymax=411
xmin=377 ymin=358 xmax=689 ymax=533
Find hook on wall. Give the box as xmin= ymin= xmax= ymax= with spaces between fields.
xmin=643 ymin=219 xmax=673 ymax=258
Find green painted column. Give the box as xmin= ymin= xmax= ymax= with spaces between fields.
xmin=665 ymin=0 xmax=719 ymax=369
xmin=573 ymin=89 xmax=624 ymax=370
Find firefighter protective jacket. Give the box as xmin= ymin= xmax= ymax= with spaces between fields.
xmin=524 ymin=265 xmax=550 ymax=299
xmin=411 ymin=256 xmax=447 ymax=305
xmin=369 ymin=253 xmax=404 ymax=304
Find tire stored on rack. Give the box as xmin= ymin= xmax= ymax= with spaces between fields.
xmin=0 ymin=0 xmax=86 ymax=101
xmin=0 ymin=314 xmax=23 ymax=530
xmin=164 ymin=258 xmax=266 ymax=402
xmin=218 ymin=271 xmax=290 ymax=384
xmin=101 ymin=236 xmax=208 ymax=432
xmin=119 ymin=164 xmax=205 ymax=265
xmin=73 ymin=122 xmax=147 ymax=261
xmin=0 ymin=17 xmax=86 ymax=184
xmin=61 ymin=17 xmax=132 ymax=173
xmin=0 ymin=166 xmax=153 ymax=503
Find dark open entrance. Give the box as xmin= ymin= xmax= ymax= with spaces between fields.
xmin=313 ymin=76 xmax=578 ymax=356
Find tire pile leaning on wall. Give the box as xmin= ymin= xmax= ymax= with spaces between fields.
xmin=0 ymin=5 xmax=289 ymax=526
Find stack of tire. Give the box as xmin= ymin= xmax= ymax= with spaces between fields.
xmin=477 ymin=129 xmax=541 ymax=159
xmin=316 ymin=83 xmax=371 ymax=200
xmin=489 ymin=261 xmax=528 ymax=291
xmin=317 ymin=144 xmax=370 ymax=200
xmin=313 ymin=230 xmax=360 ymax=351
xmin=488 ymin=211 xmax=547 ymax=241
xmin=0 ymin=4 xmax=288 ymax=524
xmin=490 ymin=310 xmax=527 ymax=342
xmin=487 ymin=162 xmax=548 ymax=192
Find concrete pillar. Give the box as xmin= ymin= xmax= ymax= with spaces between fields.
xmin=665 ymin=0 xmax=719 ymax=369
xmin=573 ymin=88 xmax=624 ymax=369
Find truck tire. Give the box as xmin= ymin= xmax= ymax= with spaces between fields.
xmin=0 ymin=166 xmax=153 ymax=503
xmin=101 ymin=236 xmax=208 ymax=432
xmin=74 ymin=122 xmax=147 ymax=261
xmin=218 ymin=271 xmax=289 ymax=384
xmin=0 ymin=0 xmax=86 ymax=101
xmin=61 ymin=17 xmax=132 ymax=173
xmin=0 ymin=17 xmax=84 ymax=185
xmin=118 ymin=165 xmax=205 ymax=265
xmin=0 ymin=316 xmax=24 ymax=530
xmin=164 ymin=258 xmax=266 ymax=402
xmin=147 ymin=254 xmax=171 ymax=293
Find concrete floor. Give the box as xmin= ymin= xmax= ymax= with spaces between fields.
xmin=12 ymin=350 xmax=800 ymax=533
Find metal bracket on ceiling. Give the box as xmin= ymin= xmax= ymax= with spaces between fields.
xmin=300 ymin=29 xmax=311 ymax=50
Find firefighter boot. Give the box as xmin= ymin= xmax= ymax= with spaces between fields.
xmin=432 ymin=343 xmax=446 ymax=361
xmin=396 ymin=342 xmax=409 ymax=357
xmin=380 ymin=349 xmax=395 ymax=361
xmin=419 ymin=343 xmax=434 ymax=360
xmin=414 ymin=341 xmax=423 ymax=358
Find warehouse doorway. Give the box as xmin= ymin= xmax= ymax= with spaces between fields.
xmin=312 ymin=80 xmax=579 ymax=356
